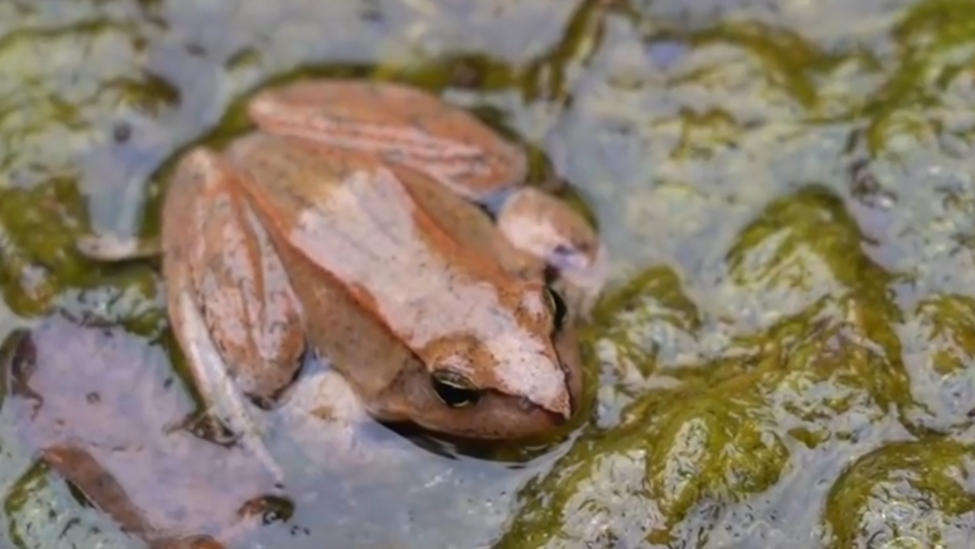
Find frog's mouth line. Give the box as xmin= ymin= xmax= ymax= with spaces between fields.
xmin=383 ymin=396 xmax=571 ymax=445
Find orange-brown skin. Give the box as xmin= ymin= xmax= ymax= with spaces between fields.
xmin=247 ymin=80 xmax=528 ymax=201
xmin=160 ymin=79 xmax=606 ymax=440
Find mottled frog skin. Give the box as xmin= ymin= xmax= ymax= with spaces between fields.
xmin=80 ymin=79 xmax=608 ymax=443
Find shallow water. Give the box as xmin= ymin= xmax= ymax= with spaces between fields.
xmin=2 ymin=0 xmax=975 ymax=548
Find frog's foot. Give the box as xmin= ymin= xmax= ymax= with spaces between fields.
xmin=75 ymin=232 xmax=163 ymax=263
xmin=494 ymin=187 xmax=609 ymax=319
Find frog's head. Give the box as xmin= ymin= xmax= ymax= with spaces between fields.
xmin=375 ymin=283 xmax=584 ymax=441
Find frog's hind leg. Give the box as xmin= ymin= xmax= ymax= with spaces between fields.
xmin=163 ymin=148 xmax=307 ymax=406
xmin=494 ymin=188 xmax=609 ymax=319
xmin=161 ymin=148 xmax=310 ymax=482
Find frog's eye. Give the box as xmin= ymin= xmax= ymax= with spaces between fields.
xmin=431 ymin=370 xmax=481 ymax=408
xmin=545 ymin=287 xmax=568 ymax=333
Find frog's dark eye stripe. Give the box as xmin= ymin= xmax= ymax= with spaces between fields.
xmin=431 ymin=369 xmax=481 ymax=408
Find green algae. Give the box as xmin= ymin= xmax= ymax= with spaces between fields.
xmin=825 ymin=439 xmax=975 ymax=549
xmin=2 ymin=0 xmax=975 ymax=548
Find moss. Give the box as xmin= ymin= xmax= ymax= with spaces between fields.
xmin=4 ymin=0 xmax=975 ymax=548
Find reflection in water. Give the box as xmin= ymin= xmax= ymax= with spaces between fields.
xmin=5 ymin=0 xmax=975 ymax=547
xmin=1 ymin=314 xmax=284 ymax=548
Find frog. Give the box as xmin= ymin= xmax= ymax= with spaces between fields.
xmin=75 ymin=79 xmax=609 ymax=471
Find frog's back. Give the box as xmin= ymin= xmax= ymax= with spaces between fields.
xmin=222 ymin=134 xmax=560 ymax=412
xmin=223 ymin=132 xmax=527 ymax=318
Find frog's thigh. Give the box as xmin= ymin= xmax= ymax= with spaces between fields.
xmin=162 ymin=148 xmax=306 ymax=405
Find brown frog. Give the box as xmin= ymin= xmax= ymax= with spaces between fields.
xmin=77 ymin=79 xmax=608 ymax=455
